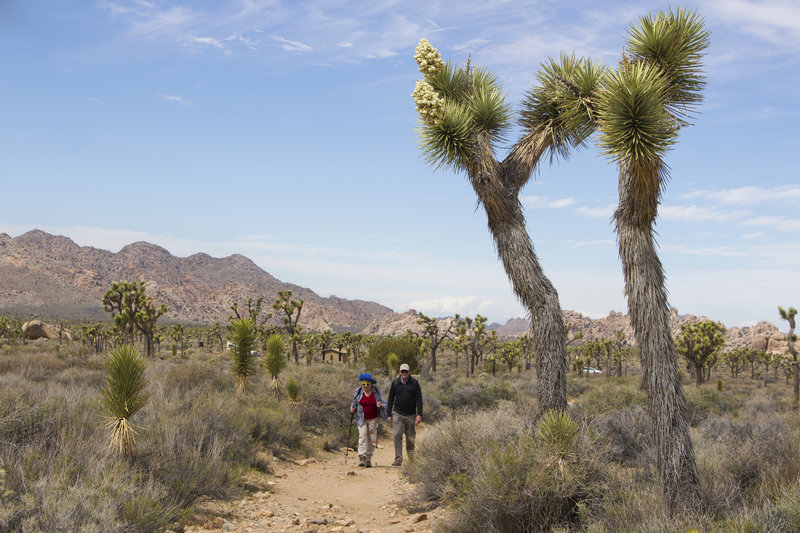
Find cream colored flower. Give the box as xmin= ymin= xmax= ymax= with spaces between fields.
xmin=414 ymin=38 xmax=444 ymax=78
xmin=412 ymin=79 xmax=445 ymax=126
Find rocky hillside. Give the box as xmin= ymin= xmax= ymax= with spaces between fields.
xmin=0 ymin=230 xmax=392 ymax=331
xmin=366 ymin=308 xmax=790 ymax=355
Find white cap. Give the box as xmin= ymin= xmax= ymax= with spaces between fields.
xmin=399 ymin=363 xmax=410 ymax=372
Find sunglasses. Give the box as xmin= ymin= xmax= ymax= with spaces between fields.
xmin=361 ymin=381 xmax=372 ymax=386
xmin=400 ymin=370 xmax=409 ymax=373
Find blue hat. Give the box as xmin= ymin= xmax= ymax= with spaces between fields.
xmin=358 ymin=372 xmax=377 ymax=384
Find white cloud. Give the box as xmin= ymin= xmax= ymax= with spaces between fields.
xmin=271 ymin=36 xmax=312 ymax=52
xmin=706 ymin=0 xmax=800 ymax=46
xmin=740 ymin=215 xmax=800 ymax=232
xmin=157 ymin=93 xmax=190 ymax=106
xmin=194 ymin=36 xmax=224 ymax=48
xmin=576 ymin=205 xmax=614 ymax=218
xmin=521 ymin=195 xmax=576 ymax=209
xmin=682 ymin=185 xmax=800 ymax=205
xmin=660 ymin=205 xmax=742 ymax=222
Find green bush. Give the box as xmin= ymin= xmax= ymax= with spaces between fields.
xmin=364 ymin=338 xmax=419 ymax=375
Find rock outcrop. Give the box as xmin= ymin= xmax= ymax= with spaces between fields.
xmin=22 ymin=319 xmax=72 ymax=341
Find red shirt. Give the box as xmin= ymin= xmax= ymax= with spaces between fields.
xmin=359 ymin=391 xmax=378 ymax=420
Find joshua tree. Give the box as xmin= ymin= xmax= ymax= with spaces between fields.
xmin=273 ymin=290 xmax=304 ymax=364
xmin=411 ymin=40 xmax=600 ymax=411
xmin=778 ymin=306 xmax=798 ymax=407
xmin=675 ymin=321 xmax=726 ymax=386
xmin=598 ymin=10 xmax=710 ymax=512
xmin=100 ymin=344 xmax=148 ymax=456
xmin=264 ymin=333 xmax=288 ymax=394
xmin=102 ymin=280 xmax=167 ymax=357
xmin=416 ymin=312 xmax=457 ymax=374
xmin=229 ymin=318 xmax=257 ymax=394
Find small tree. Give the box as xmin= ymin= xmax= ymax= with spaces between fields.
xmin=100 ymin=345 xmax=148 ymax=457
xmin=102 ymin=280 xmax=167 ymax=357
xmin=675 ymin=321 xmax=726 ymax=386
xmin=229 ymin=318 xmax=257 ymax=394
xmin=264 ymin=333 xmax=288 ymax=394
xmin=417 ymin=312 xmax=456 ymax=374
xmin=778 ymin=306 xmax=798 ymax=408
xmin=286 ymin=377 xmax=300 ymax=403
xmin=273 ymin=290 xmax=304 ymax=364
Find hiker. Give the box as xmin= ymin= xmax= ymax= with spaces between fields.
xmin=349 ymin=372 xmax=388 ymax=468
xmin=387 ymin=363 xmax=423 ymax=466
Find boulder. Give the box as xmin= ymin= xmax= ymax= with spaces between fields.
xmin=21 ymin=320 xmax=72 ymax=341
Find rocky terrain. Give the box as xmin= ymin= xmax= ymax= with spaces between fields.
xmin=0 ymin=229 xmax=791 ymax=352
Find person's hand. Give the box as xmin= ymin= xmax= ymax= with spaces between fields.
xmin=377 ymin=401 xmax=383 ymax=408
xmin=350 ymin=407 xmax=355 ymax=413
xmin=388 ymin=416 xmax=392 ymax=423
xmin=415 ymin=415 xmax=422 ymax=425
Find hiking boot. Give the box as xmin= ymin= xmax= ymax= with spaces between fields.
xmin=365 ymin=459 xmax=372 ymax=468
xmin=358 ymin=455 xmax=366 ymax=467
xmin=392 ymin=459 xmax=402 ymax=466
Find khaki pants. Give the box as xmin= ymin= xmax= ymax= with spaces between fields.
xmin=357 ymin=417 xmax=379 ymax=459
xmin=392 ymin=412 xmax=416 ymax=464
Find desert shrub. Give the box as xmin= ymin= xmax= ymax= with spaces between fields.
xmin=405 ymin=404 xmax=533 ymax=503
xmin=568 ymin=378 xmax=646 ymax=420
xmin=433 ymin=411 xmax=610 ymax=533
xmin=592 ymin=405 xmax=652 ymax=465
xmin=436 ymin=378 xmax=516 ymax=412
xmin=684 ymin=386 xmax=743 ymax=426
xmin=698 ymin=416 xmax=798 ymax=512
xmin=364 ymin=337 xmax=419 ymax=375
xmin=293 ymin=365 xmax=358 ymax=448
xmin=420 ymin=390 xmax=442 ymax=423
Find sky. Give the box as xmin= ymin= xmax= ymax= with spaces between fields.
xmin=1 ymin=0 xmax=799 ymax=329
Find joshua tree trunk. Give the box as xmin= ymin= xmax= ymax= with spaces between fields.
xmin=467 ymin=136 xmax=567 ymax=412
xmin=615 ymin=161 xmax=701 ymax=513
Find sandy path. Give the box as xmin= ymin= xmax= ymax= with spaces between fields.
xmin=184 ymin=428 xmax=441 ymax=533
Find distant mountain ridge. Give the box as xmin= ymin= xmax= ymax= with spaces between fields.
xmin=0 ymin=230 xmax=392 ymax=331
xmin=0 ymin=230 xmax=789 ymax=352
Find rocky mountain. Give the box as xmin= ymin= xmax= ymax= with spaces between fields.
xmin=0 ymin=230 xmax=392 ymax=331
xmin=1 ymin=229 xmax=791 ymax=352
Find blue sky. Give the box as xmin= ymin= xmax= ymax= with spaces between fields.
xmin=1 ymin=0 xmax=798 ymax=329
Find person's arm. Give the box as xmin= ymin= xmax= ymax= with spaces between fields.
xmin=415 ymin=379 xmax=423 ymax=423
xmin=387 ymin=380 xmax=395 ymax=421
xmin=350 ymin=387 xmax=361 ymax=413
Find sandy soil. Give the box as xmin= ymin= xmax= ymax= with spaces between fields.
xmin=183 ymin=428 xmax=444 ymax=533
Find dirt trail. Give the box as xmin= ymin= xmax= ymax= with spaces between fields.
xmin=184 ymin=429 xmax=443 ymax=533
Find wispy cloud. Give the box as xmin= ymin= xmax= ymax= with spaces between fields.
xmin=157 ymin=93 xmax=190 ymax=106
xmin=521 ymin=195 xmax=576 ymax=209
xmin=660 ymin=204 xmax=743 ymax=223
xmin=271 ymin=36 xmax=312 ymax=52
xmin=576 ymin=205 xmax=614 ymax=218
xmin=682 ymin=185 xmax=800 ymax=205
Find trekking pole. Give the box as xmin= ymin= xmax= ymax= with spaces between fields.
xmin=345 ymin=410 xmax=355 ymax=463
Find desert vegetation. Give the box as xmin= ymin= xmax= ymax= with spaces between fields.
xmin=2 ymin=299 xmax=800 ymax=532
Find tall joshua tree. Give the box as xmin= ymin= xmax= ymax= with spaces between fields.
xmin=778 ymin=305 xmax=798 ymax=407
xmin=411 ymin=41 xmax=601 ymax=411
xmin=593 ymin=9 xmax=709 ymax=512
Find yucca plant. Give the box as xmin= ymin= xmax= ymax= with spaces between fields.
xmin=100 ymin=344 xmax=148 ymax=457
xmin=264 ymin=333 xmax=287 ymax=394
xmin=537 ymin=410 xmax=578 ymax=468
xmin=286 ymin=377 xmax=300 ymax=403
xmin=229 ymin=318 xmax=256 ymax=394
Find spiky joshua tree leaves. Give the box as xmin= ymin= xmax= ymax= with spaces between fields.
xmin=411 ymin=39 xmax=605 ymax=412
xmin=229 ymin=318 xmax=257 ymax=395
xmin=264 ymin=333 xmax=288 ymax=394
xmin=100 ymin=344 xmax=149 ymax=457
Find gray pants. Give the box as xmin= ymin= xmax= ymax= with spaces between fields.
xmin=392 ymin=412 xmax=416 ymax=464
